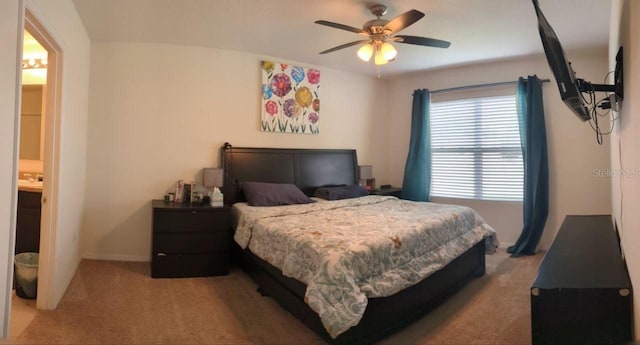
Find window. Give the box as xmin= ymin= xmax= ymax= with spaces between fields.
xmin=430 ymin=94 xmax=523 ymax=201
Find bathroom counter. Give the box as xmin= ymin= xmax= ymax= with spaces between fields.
xmin=17 ymin=180 xmax=43 ymax=193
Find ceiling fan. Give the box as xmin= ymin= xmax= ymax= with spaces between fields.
xmin=315 ymin=4 xmax=451 ymax=66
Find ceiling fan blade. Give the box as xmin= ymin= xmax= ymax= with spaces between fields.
xmin=314 ymin=20 xmax=369 ymax=36
xmin=319 ymin=40 xmax=369 ymax=54
xmin=395 ymin=35 xmax=451 ymax=48
xmin=383 ymin=10 xmax=425 ymax=34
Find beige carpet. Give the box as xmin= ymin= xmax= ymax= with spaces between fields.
xmin=9 ymin=248 xmax=542 ymax=345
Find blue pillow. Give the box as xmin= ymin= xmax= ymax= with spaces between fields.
xmin=314 ymin=185 xmax=368 ymax=200
xmin=240 ymin=182 xmax=315 ymax=207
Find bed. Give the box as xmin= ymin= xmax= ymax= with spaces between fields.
xmin=221 ymin=143 xmax=498 ymax=345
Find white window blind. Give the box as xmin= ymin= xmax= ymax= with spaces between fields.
xmin=430 ymin=94 xmax=523 ymax=201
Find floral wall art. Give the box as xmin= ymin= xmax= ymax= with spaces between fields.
xmin=261 ymin=61 xmax=320 ymax=134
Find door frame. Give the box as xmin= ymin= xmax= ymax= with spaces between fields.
xmin=1 ymin=0 xmax=25 ymax=338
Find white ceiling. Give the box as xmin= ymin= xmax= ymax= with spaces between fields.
xmin=71 ymin=0 xmax=611 ymax=78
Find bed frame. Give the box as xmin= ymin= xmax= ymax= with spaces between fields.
xmin=221 ymin=143 xmax=486 ymax=345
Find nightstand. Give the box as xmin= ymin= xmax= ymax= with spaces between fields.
xmin=369 ymin=187 xmax=402 ymax=198
xmin=151 ymin=200 xmax=230 ymax=278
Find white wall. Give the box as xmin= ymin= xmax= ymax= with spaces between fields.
xmin=386 ymin=54 xmax=612 ymax=249
xmin=82 ymin=43 xmax=613 ymax=259
xmin=0 ymin=0 xmax=23 ymax=337
xmin=610 ymin=0 xmax=640 ymax=336
xmin=82 ymin=42 xmax=388 ymax=261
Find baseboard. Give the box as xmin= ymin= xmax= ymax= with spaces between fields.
xmin=82 ymin=252 xmax=150 ymax=262
xmin=498 ymin=241 xmax=514 ymax=249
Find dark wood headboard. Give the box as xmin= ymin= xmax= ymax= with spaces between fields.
xmin=221 ymin=143 xmax=358 ymax=205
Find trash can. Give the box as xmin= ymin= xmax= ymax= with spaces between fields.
xmin=14 ymin=252 xmax=39 ymax=299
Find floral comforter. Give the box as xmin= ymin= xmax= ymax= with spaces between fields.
xmin=233 ymin=195 xmax=498 ymax=338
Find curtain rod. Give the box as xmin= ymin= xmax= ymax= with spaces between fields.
xmin=430 ymin=79 xmax=551 ymax=95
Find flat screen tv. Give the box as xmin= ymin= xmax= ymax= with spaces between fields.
xmin=532 ymin=0 xmax=591 ymax=121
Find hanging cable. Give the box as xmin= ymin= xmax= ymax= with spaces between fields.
xmin=582 ymin=71 xmax=619 ymax=145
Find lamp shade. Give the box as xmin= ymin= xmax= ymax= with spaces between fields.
xmin=357 ymin=43 xmax=374 ymax=62
xmin=203 ymin=168 xmax=223 ymax=188
xmin=358 ymin=165 xmax=373 ymax=180
xmin=374 ymin=48 xmax=388 ymax=65
xmin=380 ymin=42 xmax=397 ymax=60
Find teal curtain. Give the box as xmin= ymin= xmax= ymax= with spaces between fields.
xmin=402 ymin=89 xmax=431 ymax=201
xmin=508 ymin=76 xmax=549 ymax=257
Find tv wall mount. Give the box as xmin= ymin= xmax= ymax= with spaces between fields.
xmin=577 ymin=46 xmax=624 ymax=105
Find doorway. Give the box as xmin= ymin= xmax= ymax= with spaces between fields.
xmin=10 ymin=7 xmax=62 ymax=338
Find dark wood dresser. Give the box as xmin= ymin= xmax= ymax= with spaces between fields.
xmin=531 ymin=215 xmax=632 ymax=345
xmin=151 ymin=200 xmax=230 ymax=278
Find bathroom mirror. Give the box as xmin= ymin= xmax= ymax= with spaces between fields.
xmin=20 ymin=85 xmax=44 ymax=161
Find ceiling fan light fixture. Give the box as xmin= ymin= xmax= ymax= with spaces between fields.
xmin=380 ymin=42 xmax=397 ymax=61
xmin=315 ymin=5 xmax=450 ymax=74
xmin=357 ymin=43 xmax=374 ymax=62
